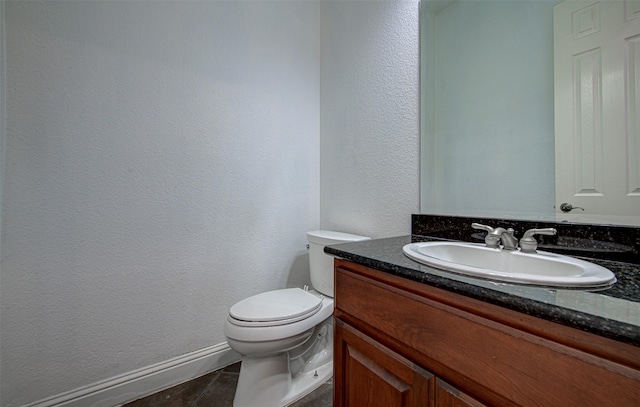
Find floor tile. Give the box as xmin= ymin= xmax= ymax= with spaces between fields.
xmin=123 ymin=362 xmax=332 ymax=407
xmin=289 ymin=382 xmax=333 ymax=407
xmin=123 ymin=371 xmax=221 ymax=407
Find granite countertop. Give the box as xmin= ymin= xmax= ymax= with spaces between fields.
xmin=325 ymin=235 xmax=640 ymax=347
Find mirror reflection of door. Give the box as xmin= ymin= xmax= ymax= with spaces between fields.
xmin=554 ymin=0 xmax=640 ymax=225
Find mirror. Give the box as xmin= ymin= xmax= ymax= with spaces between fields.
xmin=419 ymin=0 xmax=640 ymax=226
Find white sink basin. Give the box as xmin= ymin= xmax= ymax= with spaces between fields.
xmin=403 ymin=241 xmax=616 ymax=288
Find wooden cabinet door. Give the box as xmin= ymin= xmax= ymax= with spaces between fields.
xmin=435 ymin=379 xmax=490 ymax=407
xmin=334 ymin=319 xmax=434 ymax=407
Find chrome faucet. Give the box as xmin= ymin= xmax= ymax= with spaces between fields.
xmin=472 ymin=223 xmax=558 ymax=253
xmin=496 ymin=228 xmax=518 ymax=250
xmin=471 ymin=223 xmax=517 ymax=250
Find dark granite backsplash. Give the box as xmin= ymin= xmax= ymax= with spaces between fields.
xmin=412 ymin=214 xmax=640 ymax=264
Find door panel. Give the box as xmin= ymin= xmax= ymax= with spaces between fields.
xmin=554 ymin=0 xmax=640 ymax=225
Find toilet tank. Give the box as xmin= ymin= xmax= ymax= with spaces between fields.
xmin=307 ymin=230 xmax=370 ymax=297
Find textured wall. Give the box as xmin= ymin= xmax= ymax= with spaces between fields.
xmin=0 ymin=1 xmax=422 ymax=405
xmin=0 ymin=0 xmax=4 ymax=249
xmin=1 ymin=1 xmax=320 ymax=405
xmin=319 ymin=0 xmax=420 ymax=238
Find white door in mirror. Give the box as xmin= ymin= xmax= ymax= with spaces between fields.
xmin=554 ymin=0 xmax=640 ymax=225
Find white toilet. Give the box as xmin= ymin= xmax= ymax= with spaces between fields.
xmin=224 ymin=230 xmax=370 ymax=407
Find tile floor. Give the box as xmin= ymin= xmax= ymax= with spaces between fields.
xmin=123 ymin=362 xmax=333 ymax=407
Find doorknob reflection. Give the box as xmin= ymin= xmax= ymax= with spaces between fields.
xmin=560 ymin=203 xmax=585 ymax=212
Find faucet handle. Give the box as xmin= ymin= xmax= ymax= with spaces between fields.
xmin=519 ymin=228 xmax=557 ymax=253
xmin=471 ymin=223 xmax=501 ymax=248
xmin=471 ymin=223 xmax=494 ymax=232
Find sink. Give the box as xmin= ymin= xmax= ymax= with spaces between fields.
xmin=403 ymin=241 xmax=616 ymax=288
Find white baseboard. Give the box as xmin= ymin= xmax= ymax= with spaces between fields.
xmin=23 ymin=343 xmax=240 ymax=407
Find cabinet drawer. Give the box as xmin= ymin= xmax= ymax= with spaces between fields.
xmin=335 ymin=264 xmax=640 ymax=406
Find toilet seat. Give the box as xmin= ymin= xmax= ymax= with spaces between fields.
xmin=228 ymin=288 xmax=323 ymax=327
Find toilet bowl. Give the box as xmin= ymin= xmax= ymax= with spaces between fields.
xmin=224 ymin=230 xmax=370 ymax=407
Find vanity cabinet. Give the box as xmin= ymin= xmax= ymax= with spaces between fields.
xmin=333 ymin=259 xmax=640 ymax=406
xmin=335 ymin=319 xmax=486 ymax=406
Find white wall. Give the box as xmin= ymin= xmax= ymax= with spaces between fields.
xmin=1 ymin=1 xmax=320 ymax=405
xmin=0 ymin=0 xmax=4 ymax=226
xmin=319 ymin=0 xmax=420 ymax=238
xmin=0 ymin=1 xmax=421 ymax=405
xmin=0 ymin=0 xmax=6 ymax=402
xmin=0 ymin=0 xmax=5 ymax=245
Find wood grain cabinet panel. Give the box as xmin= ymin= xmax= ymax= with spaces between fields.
xmin=335 ymin=320 xmax=434 ymax=406
xmin=333 ymin=259 xmax=640 ymax=407
xmin=435 ymin=380 xmax=489 ymax=407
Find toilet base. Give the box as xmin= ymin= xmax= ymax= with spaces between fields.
xmin=283 ymin=361 xmax=332 ymax=406
xmin=233 ymin=355 xmax=332 ymax=407
xmin=232 ymin=318 xmax=334 ymax=407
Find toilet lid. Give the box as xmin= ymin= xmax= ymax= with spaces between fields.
xmin=229 ymin=288 xmax=322 ymax=326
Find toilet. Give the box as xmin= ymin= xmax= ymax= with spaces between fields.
xmin=224 ymin=230 xmax=370 ymax=407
